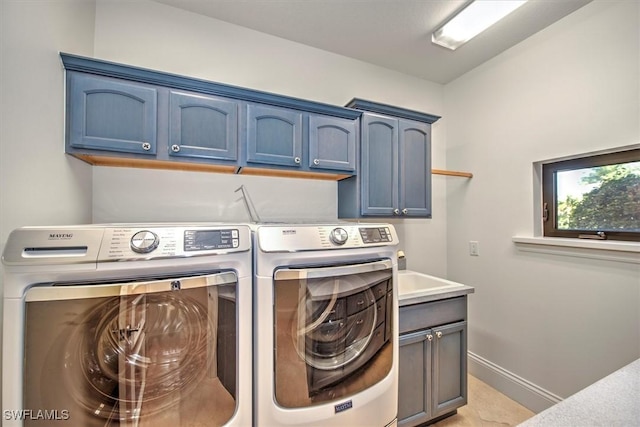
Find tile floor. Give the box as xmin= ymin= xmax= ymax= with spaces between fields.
xmin=431 ymin=375 xmax=535 ymax=427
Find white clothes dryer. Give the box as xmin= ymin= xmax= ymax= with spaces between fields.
xmin=2 ymin=224 xmax=252 ymax=427
xmin=252 ymin=223 xmax=399 ymax=427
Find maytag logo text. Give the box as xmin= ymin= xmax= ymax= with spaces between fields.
xmin=48 ymin=233 xmax=73 ymax=240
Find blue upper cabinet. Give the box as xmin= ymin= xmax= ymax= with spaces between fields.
xmin=67 ymin=72 xmax=157 ymax=155
xmin=246 ymin=104 xmax=303 ymax=167
xmin=169 ymin=91 xmax=238 ymax=161
xmin=360 ymin=114 xmax=398 ymax=216
xmin=399 ymin=120 xmax=431 ymax=217
xmin=61 ymin=53 xmax=361 ymax=179
xmin=338 ymin=99 xmax=440 ymax=219
xmin=309 ymin=115 xmax=357 ymax=172
xmin=245 ymin=108 xmax=357 ymax=173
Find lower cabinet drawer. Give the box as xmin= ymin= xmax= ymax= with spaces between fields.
xmin=399 ymin=297 xmax=466 ymax=334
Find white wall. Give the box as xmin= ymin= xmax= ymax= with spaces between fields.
xmin=0 ymin=0 xmax=96 ymax=235
xmin=445 ymin=0 xmax=639 ymax=411
xmin=91 ymin=0 xmax=448 ymax=276
xmin=0 ymin=0 xmax=96 ymax=253
xmin=0 ymin=0 xmax=97 ymax=402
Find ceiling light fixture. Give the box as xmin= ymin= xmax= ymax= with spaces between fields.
xmin=432 ymin=0 xmax=529 ymax=50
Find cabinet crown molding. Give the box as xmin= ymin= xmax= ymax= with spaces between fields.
xmin=60 ymin=52 xmax=361 ymax=120
xmin=346 ymin=98 xmax=441 ymax=124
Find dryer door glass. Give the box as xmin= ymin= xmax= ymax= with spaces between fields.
xmin=273 ymin=260 xmax=393 ymax=408
xmin=23 ymin=272 xmax=238 ymax=427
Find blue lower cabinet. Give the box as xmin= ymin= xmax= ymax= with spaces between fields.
xmin=246 ymin=104 xmax=303 ymax=167
xmin=398 ymin=297 xmax=468 ymax=427
xmin=169 ymin=91 xmax=238 ymax=161
xmin=67 ymin=72 xmax=157 ymax=155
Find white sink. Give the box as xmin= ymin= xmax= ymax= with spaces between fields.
xmin=397 ymin=270 xmax=465 ymax=295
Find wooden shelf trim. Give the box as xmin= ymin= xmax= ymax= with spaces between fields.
xmin=432 ymin=169 xmax=473 ymax=178
xmin=74 ymin=154 xmax=350 ymax=181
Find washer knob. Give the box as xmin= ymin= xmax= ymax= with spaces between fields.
xmin=130 ymin=230 xmax=159 ymax=253
xmin=329 ymin=228 xmax=349 ymax=245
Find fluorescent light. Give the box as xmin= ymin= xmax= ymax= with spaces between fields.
xmin=432 ymin=0 xmax=528 ymax=50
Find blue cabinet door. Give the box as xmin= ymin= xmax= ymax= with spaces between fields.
xmin=399 ymin=120 xmax=431 ymax=217
xmin=398 ymin=330 xmax=432 ymax=425
xmin=308 ymin=115 xmax=357 ymax=172
xmin=360 ymin=114 xmax=398 ymax=216
xmin=246 ymin=104 xmax=303 ymax=167
xmin=357 ymin=115 xmax=431 ymax=218
xmin=339 ymin=99 xmax=438 ymax=219
xmin=68 ymin=72 xmax=157 ymax=155
xmin=169 ymin=91 xmax=238 ymax=161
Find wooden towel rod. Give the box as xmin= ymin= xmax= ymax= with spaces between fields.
xmin=432 ymin=169 xmax=473 ymax=178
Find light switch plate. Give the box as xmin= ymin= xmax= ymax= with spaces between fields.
xmin=469 ymin=241 xmax=479 ymax=256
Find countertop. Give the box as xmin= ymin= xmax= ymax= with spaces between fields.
xmin=518 ymin=358 xmax=640 ymax=427
xmin=397 ymin=271 xmax=475 ymax=306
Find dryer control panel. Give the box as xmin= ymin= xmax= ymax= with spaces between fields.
xmin=256 ymin=223 xmax=398 ymax=253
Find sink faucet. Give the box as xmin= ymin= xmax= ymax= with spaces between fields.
xmin=397 ymin=250 xmax=406 ymax=270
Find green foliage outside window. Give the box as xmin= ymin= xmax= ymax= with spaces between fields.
xmin=557 ymin=163 xmax=640 ymax=231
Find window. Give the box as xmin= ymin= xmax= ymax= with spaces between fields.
xmin=542 ymin=149 xmax=640 ymax=242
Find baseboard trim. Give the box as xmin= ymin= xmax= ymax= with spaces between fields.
xmin=468 ymin=352 xmax=562 ymax=414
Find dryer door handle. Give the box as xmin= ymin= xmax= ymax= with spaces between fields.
xmin=274 ymin=259 xmax=392 ymax=281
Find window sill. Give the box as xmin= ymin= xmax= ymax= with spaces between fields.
xmin=512 ymin=236 xmax=640 ymax=264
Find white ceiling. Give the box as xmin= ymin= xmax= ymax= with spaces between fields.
xmin=152 ymin=0 xmax=592 ymax=84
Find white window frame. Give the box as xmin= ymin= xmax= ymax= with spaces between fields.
xmin=513 ymin=144 xmax=640 ymax=264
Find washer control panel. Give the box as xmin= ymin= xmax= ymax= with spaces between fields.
xmin=100 ymin=225 xmax=249 ymax=261
xmin=2 ymin=224 xmax=251 ymax=265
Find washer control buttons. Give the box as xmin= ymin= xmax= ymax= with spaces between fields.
xmin=184 ymin=229 xmax=239 ymax=251
xmin=329 ymin=228 xmax=349 ymax=245
xmin=130 ymin=230 xmax=159 ymax=253
xmin=359 ymin=227 xmax=393 ymax=244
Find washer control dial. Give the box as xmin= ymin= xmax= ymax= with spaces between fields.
xmin=130 ymin=230 xmax=160 ymax=253
xmin=329 ymin=227 xmax=349 ymax=245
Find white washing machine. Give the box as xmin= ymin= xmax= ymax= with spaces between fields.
xmin=253 ymin=223 xmax=399 ymax=427
xmin=2 ymin=223 xmax=252 ymax=427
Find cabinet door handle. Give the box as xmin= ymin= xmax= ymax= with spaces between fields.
xmin=394 ymin=209 xmax=400 ymax=215
xmin=436 ymin=331 xmax=443 ymax=339
xmin=171 ymin=144 xmax=180 ymax=153
xmin=313 ymin=158 xmax=320 ymax=165
xmin=142 ymin=142 xmax=152 ymax=151
xmin=427 ymin=334 xmax=433 ymax=341
xmin=294 ymin=157 xmax=301 ymax=164
xmin=402 ymin=208 xmax=408 ymax=215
